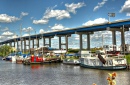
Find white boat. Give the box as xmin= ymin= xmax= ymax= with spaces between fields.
xmin=63 ymin=59 xmax=80 ymax=65
xmin=80 ymin=50 xmax=127 ymax=70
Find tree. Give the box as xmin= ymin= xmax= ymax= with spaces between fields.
xmin=0 ymin=45 xmax=13 ymax=57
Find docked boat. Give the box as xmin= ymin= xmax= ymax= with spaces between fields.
xmin=63 ymin=59 xmax=80 ymax=65
xmin=80 ymin=50 xmax=127 ymax=70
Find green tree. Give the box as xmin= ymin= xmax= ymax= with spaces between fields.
xmin=0 ymin=45 xmax=13 ymax=57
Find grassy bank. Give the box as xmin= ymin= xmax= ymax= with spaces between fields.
xmin=125 ymin=54 xmax=130 ymax=64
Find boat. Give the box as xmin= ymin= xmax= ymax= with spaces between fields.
xmin=62 ymin=59 xmax=80 ymax=65
xmin=80 ymin=50 xmax=127 ymax=70
xmin=16 ymin=54 xmax=30 ymax=64
xmin=5 ymin=53 xmax=16 ymax=61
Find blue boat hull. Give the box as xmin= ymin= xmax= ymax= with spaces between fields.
xmin=80 ymin=63 xmax=127 ymax=70
xmin=5 ymin=57 xmax=12 ymax=61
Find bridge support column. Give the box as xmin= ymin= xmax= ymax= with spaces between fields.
xmin=76 ymin=32 xmax=93 ymax=53
xmin=24 ymin=39 xmax=26 ymax=53
xmin=37 ymin=39 xmax=39 ymax=48
xmin=79 ymin=34 xmax=83 ymax=52
xmin=43 ymin=37 xmax=45 ymax=46
xmin=121 ymin=28 xmax=125 ymax=46
xmin=75 ymin=32 xmax=83 ymax=54
xmin=65 ymin=35 xmax=69 ymax=52
xmin=59 ymin=36 xmax=61 ymax=50
xmin=107 ymin=27 xmax=129 ymax=46
xmin=20 ymin=39 xmax=23 ymax=52
xmin=13 ymin=41 xmax=15 ymax=48
xmin=43 ymin=37 xmax=53 ymax=47
xmin=112 ymin=30 xmax=116 ymax=45
xmin=49 ymin=37 xmax=51 ymax=47
xmin=28 ymin=39 xmax=30 ymax=53
xmin=9 ymin=42 xmax=12 ymax=47
xmin=17 ymin=40 xmax=19 ymax=52
xmin=87 ymin=33 xmax=90 ymax=50
xmin=32 ymin=39 xmax=34 ymax=48
xmin=120 ymin=26 xmax=126 ymax=52
xmin=57 ymin=34 xmax=70 ymax=51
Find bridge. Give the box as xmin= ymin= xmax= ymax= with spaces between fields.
xmin=0 ymin=19 xmax=130 ymax=53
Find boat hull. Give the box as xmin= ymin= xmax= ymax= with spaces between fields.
xmin=63 ymin=59 xmax=80 ymax=65
xmin=80 ymin=63 xmax=127 ymax=70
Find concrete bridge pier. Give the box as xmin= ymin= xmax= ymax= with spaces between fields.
xmin=107 ymin=28 xmax=118 ymax=45
xmin=43 ymin=37 xmax=54 ymax=47
xmin=57 ymin=34 xmax=71 ymax=51
xmin=112 ymin=30 xmax=116 ymax=45
xmin=79 ymin=34 xmax=83 ymax=52
xmin=76 ymin=32 xmax=93 ymax=53
xmin=43 ymin=37 xmax=45 ymax=46
xmin=17 ymin=40 xmax=19 ymax=51
xmin=32 ymin=39 xmax=34 ymax=48
xmin=24 ymin=39 xmax=26 ymax=53
xmin=75 ymin=32 xmax=83 ymax=53
xmin=13 ymin=41 xmax=15 ymax=48
xmin=86 ymin=33 xmax=91 ymax=50
xmin=65 ymin=34 xmax=71 ymax=52
xmin=36 ymin=38 xmax=39 ymax=48
xmin=120 ymin=26 xmax=129 ymax=52
xmin=107 ymin=26 xmax=129 ymax=52
xmin=9 ymin=42 xmax=12 ymax=47
xmin=58 ymin=36 xmax=61 ymax=50
xmin=20 ymin=39 xmax=23 ymax=52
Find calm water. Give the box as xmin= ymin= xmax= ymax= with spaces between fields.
xmin=0 ymin=59 xmax=130 ymax=85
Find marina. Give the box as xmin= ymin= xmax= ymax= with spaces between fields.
xmin=0 ymin=0 xmax=130 ymax=85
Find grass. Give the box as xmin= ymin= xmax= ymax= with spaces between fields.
xmin=125 ymin=54 xmax=130 ymax=64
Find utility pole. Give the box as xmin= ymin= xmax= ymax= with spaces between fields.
xmin=20 ymin=24 xmax=22 ymax=53
xmin=29 ymin=28 xmax=31 ymax=54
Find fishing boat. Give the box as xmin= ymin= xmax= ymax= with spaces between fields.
xmin=80 ymin=50 xmax=127 ymax=70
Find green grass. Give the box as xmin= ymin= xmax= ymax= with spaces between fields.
xmin=125 ymin=54 xmax=130 ymax=64
xmin=65 ymin=56 xmax=79 ymax=60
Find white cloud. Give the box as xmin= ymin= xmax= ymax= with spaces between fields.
xmin=20 ymin=12 xmax=28 ymax=17
xmin=0 ymin=14 xmax=20 ymax=23
xmin=12 ymin=35 xmax=18 ymax=38
xmin=39 ymin=29 xmax=45 ymax=34
xmin=43 ymin=9 xmax=70 ymax=20
xmin=2 ymin=31 xmax=14 ymax=36
xmin=22 ymin=27 xmax=34 ymax=32
xmin=0 ymin=27 xmax=9 ymax=31
xmin=33 ymin=19 xmax=49 ymax=24
xmin=83 ymin=18 xmax=108 ymax=26
xmin=0 ymin=36 xmax=5 ymax=39
xmin=93 ymin=0 xmax=108 ymax=11
xmin=32 ymin=2 xmax=85 ymax=25
xmin=65 ymin=2 xmax=85 ymax=14
xmin=23 ymin=34 xmax=29 ymax=36
xmin=51 ymin=24 xmax=69 ymax=31
xmin=126 ymin=13 xmax=130 ymax=16
xmin=120 ymin=0 xmax=130 ymax=16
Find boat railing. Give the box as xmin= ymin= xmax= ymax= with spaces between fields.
xmin=103 ymin=58 xmax=126 ymax=66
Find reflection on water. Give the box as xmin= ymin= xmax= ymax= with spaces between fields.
xmin=0 ymin=60 xmax=130 ymax=85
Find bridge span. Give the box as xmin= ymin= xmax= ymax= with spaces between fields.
xmin=0 ymin=19 xmax=130 ymax=53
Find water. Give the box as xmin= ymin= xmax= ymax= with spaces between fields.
xmin=0 ymin=60 xmax=130 ymax=85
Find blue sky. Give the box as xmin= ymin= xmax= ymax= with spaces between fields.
xmin=0 ymin=0 xmax=130 ymax=49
